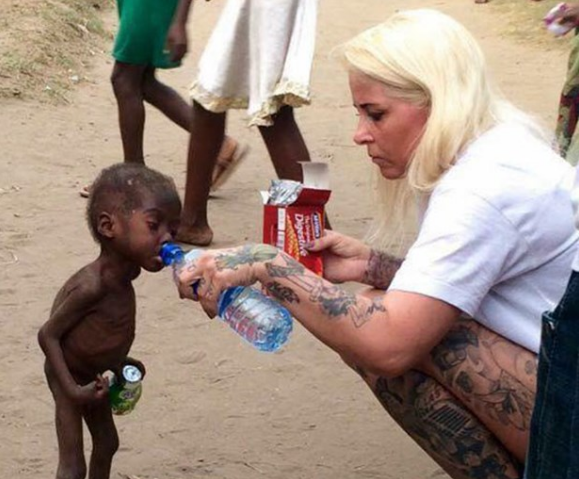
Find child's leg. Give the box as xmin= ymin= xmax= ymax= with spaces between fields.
xmin=258 ymin=106 xmax=311 ymax=182
xmin=142 ymin=66 xmax=192 ymax=131
xmin=83 ymin=401 xmax=119 ymax=479
xmin=176 ymin=101 xmax=226 ymax=246
xmin=141 ymin=67 xmax=245 ymax=192
xmin=45 ymin=367 xmax=87 ymax=479
xmin=110 ymin=61 xmax=148 ymax=164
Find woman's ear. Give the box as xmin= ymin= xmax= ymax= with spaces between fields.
xmin=97 ymin=212 xmax=115 ymax=239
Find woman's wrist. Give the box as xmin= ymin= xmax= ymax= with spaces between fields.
xmin=252 ymin=244 xmax=283 ymax=283
xmin=362 ymin=249 xmax=403 ymax=289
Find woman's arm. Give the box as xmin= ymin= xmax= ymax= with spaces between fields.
xmin=305 ymin=230 xmax=402 ymax=289
xmin=181 ymin=244 xmax=461 ymax=377
xmin=363 ymin=248 xmax=403 ymax=289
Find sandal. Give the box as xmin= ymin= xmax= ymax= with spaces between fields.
xmin=211 ymin=138 xmax=249 ymax=192
xmin=79 ymin=184 xmax=91 ymax=198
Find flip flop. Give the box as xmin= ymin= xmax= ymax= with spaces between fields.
xmin=211 ymin=143 xmax=249 ymax=192
xmin=79 ymin=185 xmax=91 ymax=198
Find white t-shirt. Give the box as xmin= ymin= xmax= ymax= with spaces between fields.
xmin=390 ymin=122 xmax=578 ymax=353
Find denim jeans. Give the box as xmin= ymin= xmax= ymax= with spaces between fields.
xmin=525 ymin=270 xmax=579 ymax=479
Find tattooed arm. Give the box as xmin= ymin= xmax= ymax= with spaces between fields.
xmin=182 ymin=244 xmax=462 ymax=377
xmin=306 ymin=230 xmax=402 ymax=288
xmin=363 ymin=249 xmax=403 ymax=290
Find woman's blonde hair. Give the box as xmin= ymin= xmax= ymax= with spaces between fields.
xmin=339 ymin=9 xmax=545 ymax=251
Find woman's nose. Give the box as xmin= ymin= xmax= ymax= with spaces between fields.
xmin=353 ymin=118 xmax=372 ymax=145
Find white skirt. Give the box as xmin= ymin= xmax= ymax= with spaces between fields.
xmin=190 ymin=0 xmax=318 ymax=126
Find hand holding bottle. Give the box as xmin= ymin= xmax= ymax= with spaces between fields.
xmin=176 ymin=244 xmax=277 ymax=317
xmin=160 ymin=242 xmax=293 ymax=352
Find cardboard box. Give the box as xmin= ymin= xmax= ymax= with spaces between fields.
xmin=262 ymin=163 xmax=331 ymax=275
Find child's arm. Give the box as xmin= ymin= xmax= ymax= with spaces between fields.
xmin=38 ymin=283 xmax=109 ymax=404
xmin=167 ymin=0 xmax=194 ymax=62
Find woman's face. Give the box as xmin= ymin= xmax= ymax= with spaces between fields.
xmin=349 ymin=72 xmax=428 ymax=180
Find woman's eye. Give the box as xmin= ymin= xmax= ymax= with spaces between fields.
xmin=368 ymin=111 xmax=384 ymax=122
xmin=147 ymin=222 xmax=159 ymax=231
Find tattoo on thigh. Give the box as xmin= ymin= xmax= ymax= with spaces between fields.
xmin=374 ymin=375 xmax=520 ymax=479
xmin=430 ymin=322 xmax=535 ymax=433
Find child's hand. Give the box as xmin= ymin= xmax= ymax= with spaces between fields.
xmin=553 ymin=4 xmax=579 ymax=26
xmin=72 ymin=374 xmax=109 ymax=405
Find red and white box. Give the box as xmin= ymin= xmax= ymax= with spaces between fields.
xmin=262 ymin=162 xmax=331 ymax=275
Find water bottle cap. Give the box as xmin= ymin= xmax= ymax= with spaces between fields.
xmin=160 ymin=242 xmax=184 ymax=266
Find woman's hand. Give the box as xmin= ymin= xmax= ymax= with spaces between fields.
xmin=306 ymin=231 xmax=371 ymax=283
xmin=177 ymin=244 xmax=280 ymax=318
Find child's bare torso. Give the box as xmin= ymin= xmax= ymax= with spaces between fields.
xmin=51 ymin=268 xmax=137 ymax=383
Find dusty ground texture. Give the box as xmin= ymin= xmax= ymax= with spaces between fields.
xmin=0 ymin=0 xmax=574 ymax=478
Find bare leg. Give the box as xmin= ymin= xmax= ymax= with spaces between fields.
xmin=259 ymin=106 xmax=331 ymax=228
xmin=141 ymin=67 xmax=241 ymax=175
xmin=110 ymin=62 xmax=148 ymax=164
xmin=349 ymin=318 xmax=535 ymax=478
xmin=83 ymin=401 xmax=119 ymax=479
xmin=258 ymin=106 xmax=311 ymax=181
xmin=142 ymin=67 xmax=192 ymax=131
xmin=45 ymin=365 xmax=87 ymax=479
xmin=176 ymin=101 xmax=226 ymax=246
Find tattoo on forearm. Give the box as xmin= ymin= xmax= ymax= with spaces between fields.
xmin=265 ymin=259 xmax=306 ymax=278
xmin=266 ymin=281 xmax=301 ymax=304
xmin=216 ymin=244 xmax=278 ymax=271
xmin=263 ymin=255 xmax=387 ymax=328
xmin=363 ymin=249 xmax=403 ymax=289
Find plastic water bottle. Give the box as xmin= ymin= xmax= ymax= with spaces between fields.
xmin=160 ymin=242 xmax=293 ymax=352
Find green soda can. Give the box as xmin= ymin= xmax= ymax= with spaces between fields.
xmin=109 ymin=364 xmax=143 ymax=416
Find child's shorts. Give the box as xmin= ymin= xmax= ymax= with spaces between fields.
xmin=112 ymin=0 xmax=180 ymax=69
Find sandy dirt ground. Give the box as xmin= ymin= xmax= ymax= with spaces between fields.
xmin=0 ymin=1 xmax=571 ymax=478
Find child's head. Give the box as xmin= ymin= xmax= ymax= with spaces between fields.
xmin=87 ymin=163 xmax=182 ymax=271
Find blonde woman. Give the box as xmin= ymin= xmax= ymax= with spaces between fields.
xmin=176 ymin=10 xmax=577 ymax=478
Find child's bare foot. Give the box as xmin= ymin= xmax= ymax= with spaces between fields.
xmin=175 ymin=223 xmax=213 ymax=246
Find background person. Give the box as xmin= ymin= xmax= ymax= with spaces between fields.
xmin=168 ymin=0 xmax=319 ymax=246
xmin=551 ymin=3 xmax=579 ymax=164
xmin=80 ymin=0 xmax=243 ymax=197
xmin=176 ymin=9 xmax=578 ymax=479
